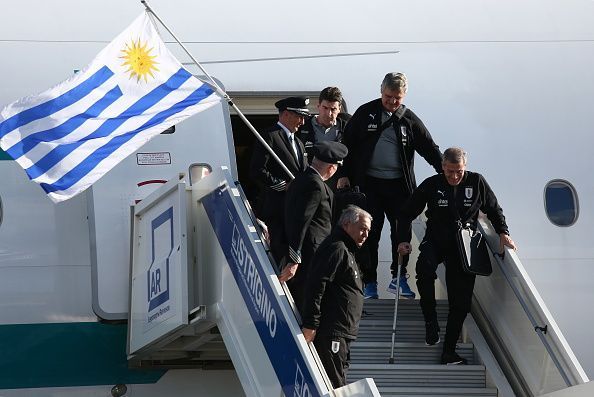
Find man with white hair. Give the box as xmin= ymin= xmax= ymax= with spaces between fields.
xmin=301 ymin=205 xmax=372 ymax=388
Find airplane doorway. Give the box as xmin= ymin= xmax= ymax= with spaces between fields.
xmin=228 ymin=92 xmax=318 ymax=211
xmin=231 ymin=114 xmax=277 ymax=207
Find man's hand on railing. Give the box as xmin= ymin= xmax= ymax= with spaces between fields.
xmin=397 ymin=242 xmax=412 ymax=255
xmin=302 ymin=327 xmax=316 ymax=343
xmin=278 ymin=262 xmax=299 ymax=282
xmin=499 ymin=233 xmax=517 ymax=253
xmin=255 ymin=218 xmax=270 ymax=245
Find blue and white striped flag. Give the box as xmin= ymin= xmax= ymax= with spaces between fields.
xmin=0 ymin=12 xmax=221 ymax=202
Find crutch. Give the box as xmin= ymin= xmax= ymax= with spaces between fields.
xmin=388 ymin=253 xmax=404 ymax=364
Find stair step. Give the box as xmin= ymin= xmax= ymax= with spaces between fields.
xmin=363 ymin=299 xmax=449 ymax=308
xmin=362 ymin=299 xmax=449 ymax=322
xmin=351 ymin=298 xmax=496 ymax=396
xmin=356 ymin=320 xmax=450 ymax=343
xmin=348 ymin=364 xmax=486 ymax=388
xmin=350 ymin=342 xmax=474 ymax=365
xmin=377 ymin=387 xmax=498 ymax=396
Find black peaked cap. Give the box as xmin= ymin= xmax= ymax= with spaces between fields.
xmin=313 ymin=141 xmax=348 ymax=165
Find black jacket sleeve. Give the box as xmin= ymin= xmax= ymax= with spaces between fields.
xmin=301 ymin=247 xmax=344 ymax=330
xmin=478 ymin=174 xmax=509 ymax=235
xmin=396 ymin=179 xmax=432 ymax=243
xmin=249 ymin=131 xmax=288 ymax=191
xmin=340 ymin=106 xmax=366 ymax=181
xmin=409 ymin=112 xmax=442 ymax=174
xmin=286 ymin=180 xmax=323 ymax=263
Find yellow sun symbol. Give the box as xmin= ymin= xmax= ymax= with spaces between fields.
xmin=120 ymin=39 xmax=159 ymax=83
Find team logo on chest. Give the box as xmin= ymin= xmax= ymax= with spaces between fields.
xmin=465 ymin=187 xmax=473 ymax=199
xmin=367 ymin=113 xmax=378 ymax=130
xmin=400 ymin=126 xmax=408 ymax=146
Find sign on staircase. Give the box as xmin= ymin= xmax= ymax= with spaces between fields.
xmin=202 ymin=184 xmax=323 ymax=397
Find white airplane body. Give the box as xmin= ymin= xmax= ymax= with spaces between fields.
xmin=0 ymin=0 xmax=593 ymax=395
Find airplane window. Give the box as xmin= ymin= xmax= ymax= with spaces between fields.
xmin=189 ymin=163 xmax=212 ymax=185
xmin=544 ymin=180 xmax=579 ymax=227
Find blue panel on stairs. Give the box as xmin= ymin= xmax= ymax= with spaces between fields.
xmin=202 ymin=184 xmax=323 ymax=397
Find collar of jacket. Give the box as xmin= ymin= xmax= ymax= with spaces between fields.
xmin=332 ymin=225 xmax=359 ymax=252
xmin=376 ymin=99 xmax=407 ymax=121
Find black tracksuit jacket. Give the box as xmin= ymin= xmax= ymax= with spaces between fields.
xmin=341 ymin=99 xmax=442 ymax=193
xmin=396 ymin=171 xmax=510 ymax=244
xmin=301 ymin=227 xmax=364 ymax=339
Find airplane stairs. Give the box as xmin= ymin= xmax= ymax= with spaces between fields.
xmin=127 ymin=167 xmax=589 ymax=397
xmin=349 ymin=299 xmax=498 ymax=397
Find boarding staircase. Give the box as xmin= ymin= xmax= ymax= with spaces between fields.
xmin=349 ymin=299 xmax=498 ymax=396
xmin=126 ymin=166 xmax=589 ymax=397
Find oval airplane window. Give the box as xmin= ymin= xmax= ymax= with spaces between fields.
xmin=544 ymin=180 xmax=579 ymax=227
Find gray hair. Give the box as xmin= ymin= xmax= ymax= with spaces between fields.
xmin=338 ymin=205 xmax=372 ymax=226
xmin=442 ymin=147 xmax=467 ymax=165
xmin=381 ymin=72 xmax=408 ymax=94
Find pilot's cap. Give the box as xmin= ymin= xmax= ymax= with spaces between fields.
xmin=313 ymin=141 xmax=348 ymax=165
xmin=275 ymin=96 xmax=310 ymax=116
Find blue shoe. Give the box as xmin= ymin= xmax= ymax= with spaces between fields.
xmin=386 ymin=275 xmax=416 ymax=299
xmin=364 ymin=282 xmax=378 ymax=299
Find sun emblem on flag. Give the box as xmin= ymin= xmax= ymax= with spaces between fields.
xmin=120 ymin=39 xmax=159 ymax=83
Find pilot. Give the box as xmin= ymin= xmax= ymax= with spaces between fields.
xmin=250 ymin=96 xmax=310 ymax=267
xmin=338 ymin=72 xmax=443 ymax=300
xmin=279 ymin=141 xmax=348 ymax=312
xmin=301 ymin=205 xmax=372 ymax=388
xmin=396 ymin=147 xmax=516 ymax=365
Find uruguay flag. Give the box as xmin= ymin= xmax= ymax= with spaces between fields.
xmin=0 ymin=12 xmax=221 ymax=202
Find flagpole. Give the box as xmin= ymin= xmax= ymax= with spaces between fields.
xmin=140 ymin=0 xmax=295 ymax=181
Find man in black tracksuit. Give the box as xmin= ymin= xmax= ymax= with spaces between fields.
xmin=301 ymin=205 xmax=372 ymax=388
xmin=339 ymin=72 xmax=442 ymax=299
xmin=396 ymin=147 xmax=516 ymax=364
xmin=297 ymin=87 xmax=350 ymax=192
xmin=279 ymin=142 xmax=348 ymax=311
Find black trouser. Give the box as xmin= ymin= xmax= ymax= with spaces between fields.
xmin=268 ymin=218 xmax=288 ymax=271
xmin=314 ymin=332 xmax=353 ymax=389
xmin=415 ymin=236 xmax=476 ymax=354
xmin=360 ymin=175 xmax=411 ymax=284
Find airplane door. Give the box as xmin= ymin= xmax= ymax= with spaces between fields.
xmin=128 ymin=179 xmax=190 ymax=355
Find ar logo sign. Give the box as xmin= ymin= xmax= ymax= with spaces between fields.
xmin=147 ymin=207 xmax=174 ymax=312
xmin=293 ymin=363 xmax=312 ymax=397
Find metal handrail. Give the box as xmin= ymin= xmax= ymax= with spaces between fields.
xmin=411 ymin=214 xmax=588 ymax=389
xmin=476 ymin=220 xmax=588 ymax=387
